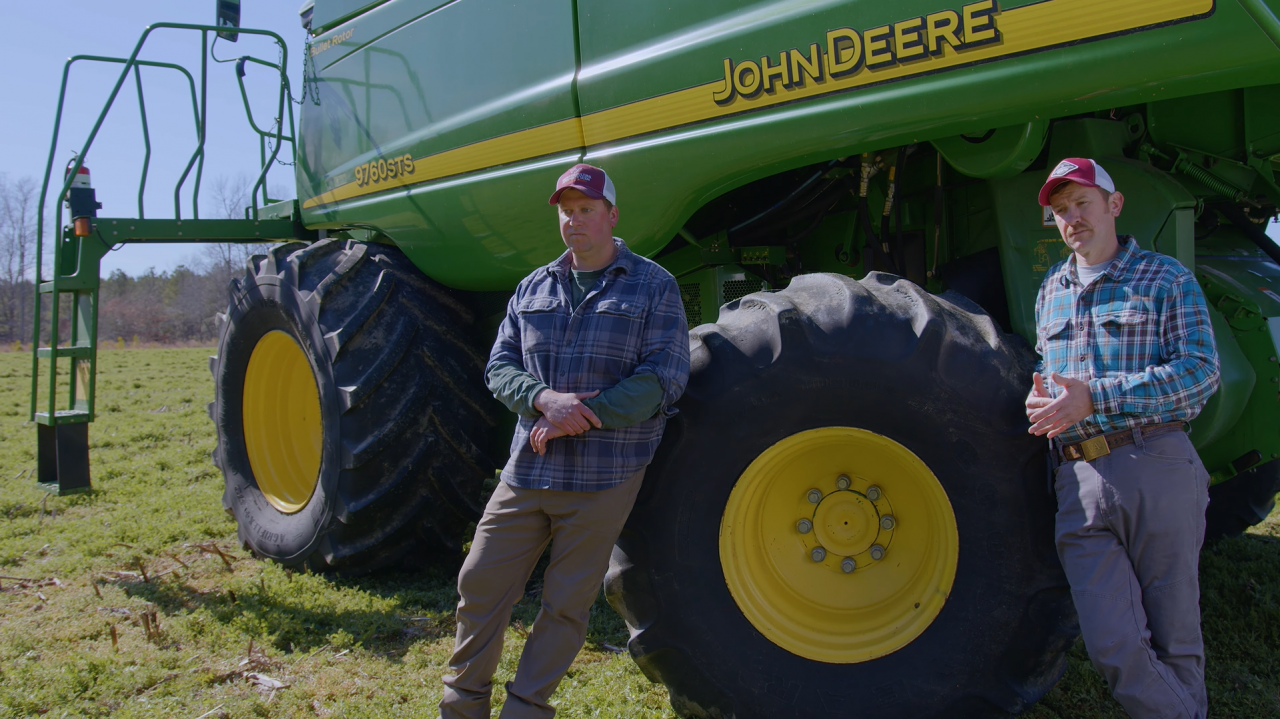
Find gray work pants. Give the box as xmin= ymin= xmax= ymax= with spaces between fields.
xmin=1054 ymin=428 xmax=1210 ymax=719
xmin=440 ymin=468 xmax=645 ymax=719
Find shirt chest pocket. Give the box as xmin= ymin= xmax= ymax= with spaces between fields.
xmin=581 ymin=298 xmax=645 ymax=369
xmin=1093 ymin=302 xmax=1152 ymax=340
xmin=1092 ymin=301 xmax=1157 ymax=364
xmin=517 ymin=296 xmax=564 ymax=353
xmin=1039 ymin=317 xmax=1070 ymax=354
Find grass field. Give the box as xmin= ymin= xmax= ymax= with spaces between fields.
xmin=0 ymin=347 xmax=1276 ymax=718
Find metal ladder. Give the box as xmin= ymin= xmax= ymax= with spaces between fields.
xmin=31 ymin=22 xmax=309 ymax=494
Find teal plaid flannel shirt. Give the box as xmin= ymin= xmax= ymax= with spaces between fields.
xmin=1034 ymin=237 xmax=1220 ymax=444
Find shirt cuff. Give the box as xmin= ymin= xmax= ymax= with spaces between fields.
xmin=1088 ymin=377 xmax=1121 ymax=416
xmin=520 ymin=383 xmax=551 ymax=418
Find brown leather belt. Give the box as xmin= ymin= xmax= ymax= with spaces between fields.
xmin=1057 ymin=422 xmax=1187 ymax=462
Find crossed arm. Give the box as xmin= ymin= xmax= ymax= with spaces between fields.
xmin=529 ymin=381 xmax=665 ymax=454
xmin=485 ymin=278 xmax=689 ymax=455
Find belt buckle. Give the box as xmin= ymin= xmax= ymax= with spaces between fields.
xmin=1080 ymin=435 xmax=1110 ymax=461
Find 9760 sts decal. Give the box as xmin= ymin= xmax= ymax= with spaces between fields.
xmin=353 ymin=154 xmax=415 ymax=188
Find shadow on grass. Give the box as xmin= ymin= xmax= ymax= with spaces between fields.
xmin=1199 ymin=530 xmax=1280 ymax=718
xmin=117 ymin=546 xmax=630 ymax=660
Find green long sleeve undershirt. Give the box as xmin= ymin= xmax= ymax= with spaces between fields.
xmin=485 ymin=269 xmax=665 ymax=429
xmin=486 ymin=362 xmax=665 ymax=429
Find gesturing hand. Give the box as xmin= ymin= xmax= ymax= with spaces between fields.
xmin=1025 ymin=371 xmax=1052 ymax=417
xmin=1026 ymin=371 xmax=1095 ymax=438
xmin=534 ymin=388 xmax=602 ymax=435
xmin=530 ymin=417 xmax=568 ymax=455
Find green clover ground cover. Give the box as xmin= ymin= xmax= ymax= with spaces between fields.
xmin=0 ymin=347 xmax=1276 ymax=718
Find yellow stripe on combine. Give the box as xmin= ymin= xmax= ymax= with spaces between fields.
xmin=580 ymin=0 xmax=1213 ymax=145
xmin=302 ymin=118 xmax=584 ymax=209
xmin=303 ymin=0 xmax=1212 ymax=210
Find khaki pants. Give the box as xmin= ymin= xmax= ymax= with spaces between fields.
xmin=1054 ymin=429 xmax=1209 ymax=719
xmin=440 ymin=468 xmax=645 ymax=719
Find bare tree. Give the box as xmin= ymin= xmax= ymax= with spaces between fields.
xmin=199 ymin=173 xmax=275 ymax=278
xmin=0 ymin=174 xmax=39 ymax=344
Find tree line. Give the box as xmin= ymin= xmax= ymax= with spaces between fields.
xmin=0 ymin=174 xmax=37 ymax=347
xmin=0 ymin=174 xmax=270 ymax=349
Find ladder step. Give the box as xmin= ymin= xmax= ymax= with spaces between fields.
xmin=38 ymin=279 xmax=98 ymax=293
xmin=34 ymin=410 xmax=91 ymax=426
xmin=36 ymin=346 xmax=93 ymax=359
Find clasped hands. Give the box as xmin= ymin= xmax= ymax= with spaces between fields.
xmin=529 ymin=388 xmax=602 ymax=455
xmin=1025 ymin=371 xmax=1094 ymax=439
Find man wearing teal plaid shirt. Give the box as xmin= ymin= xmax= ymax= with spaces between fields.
xmin=1026 ymin=158 xmax=1219 ymax=719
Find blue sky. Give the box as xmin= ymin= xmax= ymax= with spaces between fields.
xmin=4 ymin=2 xmax=1278 ymax=277
xmin=4 ymin=1 xmax=308 ymax=276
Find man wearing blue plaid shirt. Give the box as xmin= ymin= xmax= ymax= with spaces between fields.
xmin=1027 ymin=158 xmax=1220 ymax=719
xmin=441 ymin=164 xmax=690 ymax=719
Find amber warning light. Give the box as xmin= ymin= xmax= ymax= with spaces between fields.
xmin=63 ymin=162 xmax=101 ymax=237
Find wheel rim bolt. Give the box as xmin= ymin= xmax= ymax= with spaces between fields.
xmin=866 ymin=485 xmax=882 ymax=501
xmin=796 ymin=519 xmax=813 ymax=534
xmin=880 ymin=515 xmax=896 ymax=531
xmin=811 ymin=546 xmax=826 ymax=562
xmin=870 ymin=544 xmax=886 ymax=561
xmin=841 ymin=558 xmax=856 ymax=573
xmin=836 ymin=474 xmax=851 ymax=490
xmin=806 ymin=489 xmax=823 ymax=504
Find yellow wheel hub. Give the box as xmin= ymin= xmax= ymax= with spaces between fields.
xmin=719 ymin=427 xmax=958 ymax=663
xmin=242 ymin=330 xmax=323 ymax=514
xmin=813 ymin=491 xmax=879 ymax=557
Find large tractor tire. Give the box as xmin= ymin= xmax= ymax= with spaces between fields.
xmin=1205 ymin=460 xmax=1280 ymax=542
xmin=209 ymin=239 xmax=499 ymax=572
xmin=606 ymin=273 xmax=1077 ymax=719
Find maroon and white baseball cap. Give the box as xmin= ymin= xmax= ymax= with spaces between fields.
xmin=548 ymin=163 xmax=617 ymax=205
xmin=1038 ymin=158 xmax=1116 ymax=206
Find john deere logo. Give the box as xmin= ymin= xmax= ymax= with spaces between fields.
xmin=712 ymin=0 xmax=1000 ymax=106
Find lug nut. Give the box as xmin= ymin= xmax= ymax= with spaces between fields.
xmin=796 ymin=519 xmax=813 ymax=534
xmin=841 ymin=558 xmax=856 ymax=573
xmin=880 ymin=515 xmax=896 ymax=531
xmin=836 ymin=474 xmax=851 ymax=490
xmin=870 ymin=544 xmax=885 ymax=561
xmin=811 ymin=546 xmax=827 ymax=562
xmin=866 ymin=485 xmax=882 ymax=501
xmin=807 ymin=489 xmax=823 ymax=504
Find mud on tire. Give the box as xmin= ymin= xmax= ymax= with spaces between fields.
xmin=209 ymin=239 xmax=499 ymax=572
xmin=606 ymin=272 xmax=1078 ymax=718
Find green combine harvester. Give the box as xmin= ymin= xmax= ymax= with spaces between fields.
xmin=29 ymin=0 xmax=1280 ymax=715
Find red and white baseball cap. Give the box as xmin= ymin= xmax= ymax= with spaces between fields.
xmin=548 ymin=163 xmax=617 ymax=205
xmin=1038 ymin=158 xmax=1116 ymax=206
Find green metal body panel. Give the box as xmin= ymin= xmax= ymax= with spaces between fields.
xmin=311 ymin=0 xmax=393 ymax=34
xmin=1193 ymin=230 xmax=1280 ymax=480
xmin=297 ymin=0 xmax=580 ymax=289
xmin=295 ymin=0 xmax=1280 ymax=291
xmin=1192 ymin=305 xmax=1256 ymax=456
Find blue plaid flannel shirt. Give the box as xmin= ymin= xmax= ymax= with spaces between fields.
xmin=1034 ymin=236 xmax=1220 ymax=444
xmin=488 ymin=238 xmax=690 ymax=491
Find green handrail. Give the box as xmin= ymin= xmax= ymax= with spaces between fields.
xmin=30 ymin=22 xmax=296 ymax=423
xmin=54 ymin=56 xmax=202 ymax=220
xmin=233 ymin=55 xmax=298 ymax=211
xmin=133 ymin=65 xmax=150 ymax=219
